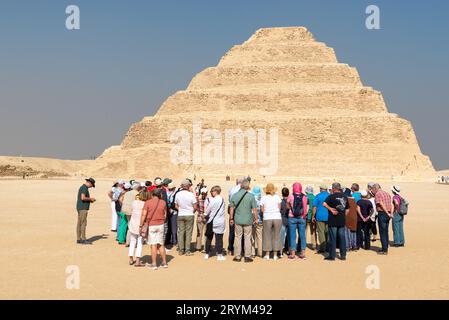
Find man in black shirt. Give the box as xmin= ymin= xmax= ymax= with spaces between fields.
xmin=356 ymin=190 xmax=374 ymax=250
xmin=323 ymin=182 xmax=349 ymax=261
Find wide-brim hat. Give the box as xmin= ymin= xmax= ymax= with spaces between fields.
xmin=392 ymin=186 xmax=401 ymax=194
xmin=86 ymin=178 xmax=96 ymax=188
xmin=263 ymin=183 xmax=277 ymax=195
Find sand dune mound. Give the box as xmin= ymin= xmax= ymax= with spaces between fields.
xmin=0 ymin=156 xmax=92 ymax=178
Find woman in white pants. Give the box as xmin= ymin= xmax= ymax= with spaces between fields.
xmin=108 ymin=180 xmax=125 ymax=231
xmin=127 ymin=189 xmax=148 ymax=266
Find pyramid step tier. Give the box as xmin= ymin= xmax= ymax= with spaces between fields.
xmin=121 ymin=114 xmax=418 ymax=149
xmin=157 ymin=87 xmax=387 ymax=115
xmin=187 ymin=64 xmax=362 ymax=90
xmin=218 ymin=43 xmax=337 ymax=66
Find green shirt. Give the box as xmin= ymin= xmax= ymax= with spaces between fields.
xmin=306 ymin=193 xmax=315 ymax=221
xmin=230 ymin=189 xmax=256 ymax=226
xmin=76 ymin=184 xmax=90 ymax=211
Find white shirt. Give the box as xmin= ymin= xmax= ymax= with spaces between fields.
xmin=128 ymin=200 xmax=144 ymax=235
xmin=175 ymin=189 xmax=197 ymax=216
xmin=260 ymin=194 xmax=282 ymax=220
xmin=205 ymin=195 xmax=226 ymax=234
xmin=228 ymin=185 xmax=241 ymax=201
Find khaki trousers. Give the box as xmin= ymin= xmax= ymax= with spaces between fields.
xmin=262 ymin=219 xmax=282 ymax=252
xmin=177 ymin=215 xmax=194 ymax=252
xmin=251 ymin=223 xmax=263 ymax=257
xmin=316 ymin=221 xmax=328 ymax=252
xmin=77 ymin=210 xmax=88 ymax=241
xmin=234 ymin=224 xmax=252 ymax=258
xmin=196 ymin=220 xmax=205 ymax=250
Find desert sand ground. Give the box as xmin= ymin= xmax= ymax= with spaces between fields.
xmin=0 ymin=178 xmax=448 ymax=300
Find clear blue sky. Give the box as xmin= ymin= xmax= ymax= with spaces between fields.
xmin=0 ymin=0 xmax=448 ymax=169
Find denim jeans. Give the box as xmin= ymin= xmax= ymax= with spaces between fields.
xmin=280 ymin=224 xmax=289 ymax=251
xmin=288 ymin=217 xmax=306 ymax=251
xmin=328 ymin=226 xmax=346 ymax=259
xmin=378 ymin=211 xmax=390 ymax=252
xmin=392 ymin=213 xmax=405 ymax=245
xmin=345 ymin=227 xmax=357 ymax=250
xmin=169 ymin=213 xmax=178 ymax=245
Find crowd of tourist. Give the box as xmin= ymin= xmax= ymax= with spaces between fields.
xmin=75 ymin=176 xmax=409 ymax=269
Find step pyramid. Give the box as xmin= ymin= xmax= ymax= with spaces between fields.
xmin=91 ymin=27 xmax=435 ymax=180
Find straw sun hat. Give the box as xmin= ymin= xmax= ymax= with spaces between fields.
xmin=263 ymin=183 xmax=277 ymax=195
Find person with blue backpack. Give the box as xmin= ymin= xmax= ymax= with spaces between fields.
xmin=287 ymin=182 xmax=308 ymax=259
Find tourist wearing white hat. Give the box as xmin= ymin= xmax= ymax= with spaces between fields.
xmin=116 ymin=182 xmax=132 ymax=245
xmin=122 ymin=182 xmax=141 ymax=246
xmin=392 ymin=186 xmax=406 ymax=247
xmin=196 ymin=187 xmax=209 ymax=252
xmin=356 ymin=190 xmax=374 ymax=250
xmin=108 ymin=179 xmax=125 ymax=232
xmin=175 ymin=179 xmax=198 ymax=255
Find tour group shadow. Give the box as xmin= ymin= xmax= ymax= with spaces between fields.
xmin=86 ymin=234 xmax=109 ymax=243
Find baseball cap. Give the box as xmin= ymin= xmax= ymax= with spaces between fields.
xmin=162 ymin=178 xmax=172 ymax=186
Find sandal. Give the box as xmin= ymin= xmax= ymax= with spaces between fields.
xmin=129 ymin=260 xmax=136 ymax=266
xmin=134 ymin=263 xmax=145 ymax=267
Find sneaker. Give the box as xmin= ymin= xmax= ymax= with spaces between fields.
xmin=204 ymin=254 xmax=209 ymax=260
xmin=217 ymin=255 xmax=226 ymax=261
xmin=244 ymin=257 xmax=254 ymax=263
xmin=263 ymin=255 xmax=270 ymax=260
xmin=76 ymin=240 xmax=82 ymax=244
xmin=233 ymin=256 xmax=242 ymax=262
xmin=161 ymin=263 xmax=168 ymax=269
xmin=179 ymin=250 xmax=185 ymax=256
xmin=273 ymin=255 xmax=278 ymax=261
xmin=340 ymin=256 xmax=347 ymax=261
xmin=151 ymin=265 xmax=158 ymax=270
xmin=324 ymin=257 xmax=335 ymax=261
xmin=185 ymin=251 xmax=193 ymax=256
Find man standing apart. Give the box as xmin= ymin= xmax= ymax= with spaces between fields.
xmin=323 ymin=183 xmax=349 ymax=261
xmin=371 ymin=183 xmax=393 ymax=255
xmin=229 ymin=179 xmax=257 ymax=263
xmin=76 ymin=178 xmax=96 ymax=245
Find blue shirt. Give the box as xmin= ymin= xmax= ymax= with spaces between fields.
xmin=313 ymin=191 xmax=330 ymax=222
xmin=352 ymin=192 xmax=362 ymax=203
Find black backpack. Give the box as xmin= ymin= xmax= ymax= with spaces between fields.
xmin=292 ymin=194 xmax=304 ymax=217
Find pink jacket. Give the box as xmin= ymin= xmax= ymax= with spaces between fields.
xmin=287 ymin=182 xmax=308 ymax=219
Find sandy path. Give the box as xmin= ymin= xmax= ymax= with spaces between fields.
xmin=0 ymin=179 xmax=448 ymax=299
